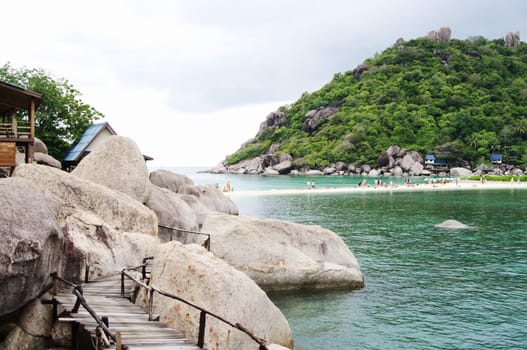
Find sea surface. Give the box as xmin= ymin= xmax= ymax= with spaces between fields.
xmin=163 ymin=167 xmax=527 ymax=350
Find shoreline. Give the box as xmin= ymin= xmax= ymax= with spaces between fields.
xmin=224 ymin=180 xmax=527 ymax=197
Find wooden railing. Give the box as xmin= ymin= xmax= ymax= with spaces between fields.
xmin=158 ymin=224 xmax=211 ymax=251
xmin=121 ymin=260 xmax=269 ymax=350
xmin=48 ymin=272 xmax=118 ymax=348
xmin=0 ymin=120 xmax=32 ymax=139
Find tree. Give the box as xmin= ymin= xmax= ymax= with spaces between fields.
xmin=0 ymin=63 xmax=103 ymax=160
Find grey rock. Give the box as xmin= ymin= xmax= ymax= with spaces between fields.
xmin=335 ymin=162 xmax=347 ymax=171
xmin=0 ymin=324 xmax=46 ymax=350
xmin=149 ymin=169 xmax=194 ymax=193
xmin=209 ymin=162 xmax=227 ymax=174
xmin=19 ymin=299 xmax=53 ymax=337
xmin=306 ymin=169 xmax=323 ymax=176
xmin=386 ymin=145 xmax=401 ymax=157
xmin=392 ymin=166 xmax=403 ymax=177
xmin=72 ymin=136 xmax=152 ymax=203
xmin=264 ymin=168 xmax=280 ymax=175
xmin=150 ymin=241 xmax=294 ymax=350
xmin=32 ymin=152 xmax=61 ymax=168
xmin=33 ymin=138 xmax=48 ymax=154
xmin=409 ymin=162 xmax=424 ymax=176
xmin=505 ymin=32 xmax=520 ymax=48
xmin=323 ymin=167 xmax=337 ymax=175
xmin=368 ymin=169 xmax=381 ymax=177
xmin=273 ymin=160 xmax=292 ymax=174
xmin=302 ymin=107 xmax=337 ymax=133
xmin=202 ymin=212 xmax=364 ymax=292
xmin=258 ymin=111 xmax=287 ymax=134
xmin=450 ymin=167 xmax=473 ymax=177
xmin=0 ymin=177 xmax=63 ymax=316
xmin=435 ymin=219 xmax=471 ymax=230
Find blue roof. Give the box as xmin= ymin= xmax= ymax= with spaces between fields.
xmin=63 ymin=123 xmax=108 ymax=162
xmin=425 ymin=154 xmax=436 ymax=160
xmin=490 ymin=153 xmax=503 ymax=161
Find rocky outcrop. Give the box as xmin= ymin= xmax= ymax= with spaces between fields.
xmin=426 ymin=27 xmax=452 ymax=42
xmin=150 ymin=241 xmax=294 ymax=350
xmin=202 ymin=212 xmax=364 ymax=291
xmin=505 ymin=32 xmax=520 ymax=48
xmin=149 ymin=169 xmax=194 ymax=193
xmin=302 ymin=106 xmax=338 ymax=133
xmin=0 ymin=178 xmax=63 ymax=316
xmin=72 ymin=136 xmax=152 ymax=203
xmin=258 ymin=111 xmax=287 ymax=133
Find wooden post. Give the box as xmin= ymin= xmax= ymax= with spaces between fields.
xmin=29 ymin=99 xmax=35 ymax=139
xmin=115 ymin=332 xmax=122 ymax=350
xmin=197 ymin=310 xmax=206 ymax=348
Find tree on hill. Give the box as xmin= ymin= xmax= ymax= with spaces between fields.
xmin=226 ymin=35 xmax=527 ymax=169
xmin=0 ymin=63 xmax=103 ymax=161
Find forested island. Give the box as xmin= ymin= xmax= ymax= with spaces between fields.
xmin=215 ymin=29 xmax=527 ymax=175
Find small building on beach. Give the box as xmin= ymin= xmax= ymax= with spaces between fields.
xmin=490 ymin=153 xmax=503 ymax=164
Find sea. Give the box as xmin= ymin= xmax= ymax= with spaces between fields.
xmin=161 ymin=167 xmax=527 ymax=350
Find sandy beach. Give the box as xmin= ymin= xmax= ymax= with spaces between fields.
xmin=225 ymin=180 xmax=527 ymax=197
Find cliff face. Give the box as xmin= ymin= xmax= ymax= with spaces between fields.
xmin=223 ymin=30 xmax=527 ymax=171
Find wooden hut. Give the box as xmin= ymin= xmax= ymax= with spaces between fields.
xmin=0 ymin=81 xmax=42 ymax=169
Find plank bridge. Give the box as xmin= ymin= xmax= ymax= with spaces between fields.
xmin=43 ymin=258 xmax=268 ymax=350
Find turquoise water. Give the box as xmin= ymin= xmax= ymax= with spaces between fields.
xmin=170 ymin=168 xmax=527 ymax=349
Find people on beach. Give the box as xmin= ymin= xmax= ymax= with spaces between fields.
xmin=307 ymin=180 xmax=311 ymax=189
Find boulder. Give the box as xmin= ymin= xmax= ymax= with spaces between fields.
xmin=210 ymin=162 xmax=227 ymax=174
xmin=377 ymin=153 xmax=395 ymax=169
xmin=145 ymin=185 xmax=200 ymax=233
xmin=392 ymin=166 xmax=403 ymax=177
xmin=72 ymin=136 xmax=152 ymax=203
xmin=386 ymin=145 xmax=401 ymax=158
xmin=202 ymin=212 xmax=364 ymax=291
xmin=32 ymin=152 xmax=61 ymax=169
xmin=19 ymin=299 xmax=53 ymax=337
xmin=195 ymin=185 xmax=239 ymax=215
xmin=409 ymin=162 xmax=424 ymax=176
xmin=306 ymin=169 xmax=323 ymax=176
xmin=264 ymin=168 xmax=280 ymax=175
xmin=273 ymin=160 xmax=292 ymax=174
xmin=258 ymin=111 xmax=287 ymax=133
xmin=435 ymin=219 xmax=471 ymax=230
xmin=368 ymin=169 xmax=381 ymax=177
xmin=360 ymin=164 xmax=372 ymax=174
xmin=150 ymin=242 xmax=293 ymax=350
xmin=149 ymin=169 xmax=194 ymax=193
xmin=33 ymin=137 xmax=48 ymax=154
xmin=505 ymin=32 xmax=520 ymax=48
xmin=0 ymin=178 xmax=63 ymax=316
xmin=0 ymin=324 xmax=46 ymax=350
xmin=399 ymin=154 xmax=416 ymax=171
xmin=302 ymin=107 xmax=337 ymax=133
xmin=450 ymin=167 xmax=473 ymax=177
xmin=14 ymin=164 xmax=158 ymax=236
xmin=335 ymin=162 xmax=347 ymax=171
xmin=323 ymin=167 xmax=337 ymax=175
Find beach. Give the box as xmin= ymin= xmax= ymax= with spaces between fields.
xmin=225 ymin=180 xmax=527 ymax=196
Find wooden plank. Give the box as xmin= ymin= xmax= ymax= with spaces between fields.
xmin=0 ymin=142 xmax=16 ymax=166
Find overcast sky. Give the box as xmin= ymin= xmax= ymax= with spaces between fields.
xmin=3 ymin=0 xmax=527 ymax=166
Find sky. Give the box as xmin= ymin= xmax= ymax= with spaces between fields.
xmin=3 ymin=0 xmax=527 ymax=166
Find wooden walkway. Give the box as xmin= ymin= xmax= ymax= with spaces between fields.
xmin=54 ymin=274 xmax=200 ymax=350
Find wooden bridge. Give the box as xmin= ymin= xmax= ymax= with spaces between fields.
xmin=52 ymin=273 xmax=200 ymax=350
xmin=46 ymin=256 xmax=269 ymax=350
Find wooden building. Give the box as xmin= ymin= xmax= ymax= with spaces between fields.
xmin=0 ymin=81 xmax=42 ymax=170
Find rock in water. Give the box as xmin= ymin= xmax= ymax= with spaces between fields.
xmin=202 ymin=212 xmax=364 ymax=291
xmin=435 ymin=219 xmax=471 ymax=229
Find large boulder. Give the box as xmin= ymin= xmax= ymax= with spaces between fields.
xmin=150 ymin=242 xmax=293 ymax=350
xmin=72 ymin=136 xmax=152 ymax=203
xmin=149 ymin=169 xmax=194 ymax=193
xmin=0 ymin=178 xmax=63 ymax=316
xmin=450 ymin=167 xmax=473 ymax=177
xmin=196 ymin=185 xmax=239 ymax=215
xmin=145 ymin=185 xmax=200 ymax=233
xmin=14 ymin=164 xmax=158 ymax=236
xmin=202 ymin=213 xmax=364 ymax=291
xmin=302 ymin=106 xmax=337 ymax=133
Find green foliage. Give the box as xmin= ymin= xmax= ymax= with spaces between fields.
xmin=0 ymin=63 xmax=103 ymax=160
xmin=467 ymin=175 xmax=527 ymax=182
xmin=228 ymin=37 xmax=527 ymax=167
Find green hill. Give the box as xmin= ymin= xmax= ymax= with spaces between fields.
xmin=226 ymin=34 xmax=527 ymax=169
